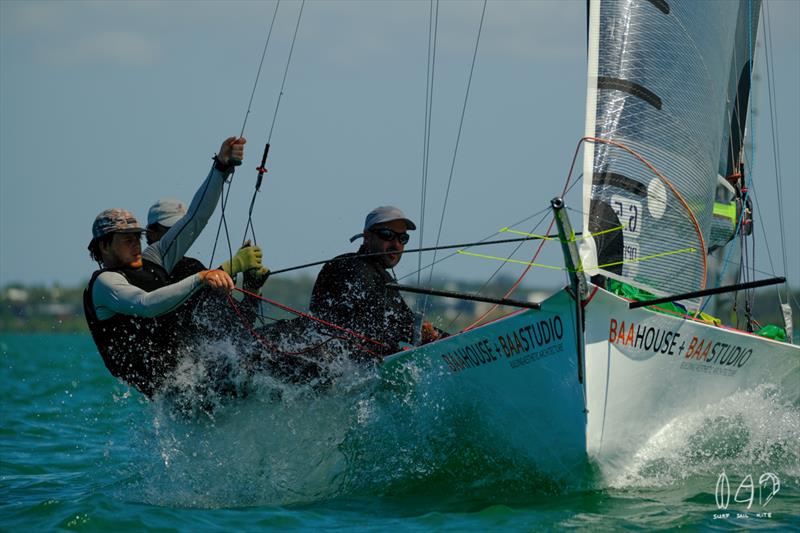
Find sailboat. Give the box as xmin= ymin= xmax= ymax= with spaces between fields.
xmin=376 ymin=0 xmax=799 ymax=480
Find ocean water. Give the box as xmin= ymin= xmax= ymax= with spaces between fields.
xmin=2 ymin=333 xmax=798 ymax=531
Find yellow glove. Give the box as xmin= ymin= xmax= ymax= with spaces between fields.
xmin=220 ymin=243 xmax=263 ymax=276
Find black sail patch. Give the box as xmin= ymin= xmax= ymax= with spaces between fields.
xmin=598 ymin=77 xmax=663 ymax=110
xmin=644 ymin=0 xmax=670 ymax=15
xmin=593 ymin=172 xmax=647 ymax=197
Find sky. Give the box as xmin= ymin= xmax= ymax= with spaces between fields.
xmin=1 ymin=0 xmax=798 ymax=292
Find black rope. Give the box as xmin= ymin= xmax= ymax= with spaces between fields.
xmin=390 ymin=283 xmax=541 ymax=310
xmin=267 ymin=233 xmax=560 ymax=276
xmin=208 ymin=177 xmax=234 ymax=268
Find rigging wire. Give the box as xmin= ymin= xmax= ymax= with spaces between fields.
xmin=423 ymin=0 xmax=488 ymax=320
xmin=443 ymin=210 xmax=551 ymax=331
xmin=418 ymin=0 xmax=439 ymax=295
xmin=464 ymin=136 xmax=709 ymax=330
xmin=268 ymin=232 xmax=555 ymax=276
xmin=764 ymin=3 xmax=790 ymax=304
xmin=209 ymin=1 xmax=281 ymax=267
xmin=436 ymin=172 xmax=583 ymax=330
xmin=243 ymin=0 xmax=307 ymax=246
xmin=714 ymin=4 xmax=792 ymax=327
xmin=240 ymin=0 xmax=283 ymax=139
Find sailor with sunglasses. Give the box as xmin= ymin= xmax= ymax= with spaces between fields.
xmin=310 ymin=206 xmax=443 ymax=361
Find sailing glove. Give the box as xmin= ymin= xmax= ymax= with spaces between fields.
xmin=221 ymin=243 xmax=263 ymax=276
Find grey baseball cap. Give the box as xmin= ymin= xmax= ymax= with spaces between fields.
xmin=91 ymin=208 xmax=144 ymax=241
xmin=350 ymin=205 xmax=417 ymax=242
xmin=147 ymin=199 xmax=186 ymax=228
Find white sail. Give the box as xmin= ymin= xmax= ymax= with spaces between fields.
xmin=581 ymin=0 xmax=761 ymax=299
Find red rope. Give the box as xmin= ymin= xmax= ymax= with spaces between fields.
xmin=463 ymin=136 xmax=709 ymax=331
xmin=231 ymin=288 xmax=389 ymax=355
xmin=226 ymin=293 xmax=332 ymax=356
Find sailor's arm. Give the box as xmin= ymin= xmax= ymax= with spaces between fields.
xmin=143 ymin=137 xmax=246 ymax=273
xmin=93 ymin=269 xmax=234 ymax=320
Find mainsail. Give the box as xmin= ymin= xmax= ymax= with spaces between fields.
xmin=581 ymin=0 xmax=761 ymax=298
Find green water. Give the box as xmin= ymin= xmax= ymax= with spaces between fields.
xmin=2 ymin=333 xmax=798 ymax=531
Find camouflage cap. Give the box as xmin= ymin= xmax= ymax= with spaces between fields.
xmin=91 ymin=208 xmax=144 ymax=241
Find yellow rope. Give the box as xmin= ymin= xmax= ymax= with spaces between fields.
xmin=498 ymin=227 xmax=555 ymax=240
xmin=582 ymin=224 xmax=626 ymax=241
xmin=457 ymin=246 xmax=697 ymax=273
xmin=499 ymin=224 xmax=625 ymax=242
xmin=456 ymin=250 xmax=566 ymax=270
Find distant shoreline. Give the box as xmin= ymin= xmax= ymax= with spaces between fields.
xmin=2 ymin=280 xmax=795 ymax=335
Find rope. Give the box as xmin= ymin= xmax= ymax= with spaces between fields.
xmin=266 ymin=234 xmax=556 ymax=276
xmin=462 ymin=137 xmax=584 ymax=331
xmin=464 ymin=136 xmax=708 ymax=330
xmin=234 ymin=287 xmax=388 ymax=351
xmin=226 ymin=293 xmax=341 ymax=356
xmin=208 ymin=178 xmax=234 ymax=268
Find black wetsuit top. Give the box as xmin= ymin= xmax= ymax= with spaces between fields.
xmin=309 ymin=248 xmax=415 ymax=358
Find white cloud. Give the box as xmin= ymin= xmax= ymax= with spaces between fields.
xmin=46 ymin=30 xmax=159 ymax=67
xmin=5 ymin=2 xmax=64 ymax=32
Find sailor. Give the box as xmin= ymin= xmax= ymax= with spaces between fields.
xmin=145 ymin=197 xmax=269 ymax=285
xmin=309 ymin=206 xmax=442 ymax=360
xmin=83 ymin=137 xmax=246 ymax=398
xmin=145 ymin=196 xmax=271 ymax=359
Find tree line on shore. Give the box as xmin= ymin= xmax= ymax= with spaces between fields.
xmin=2 ymin=278 xmax=795 ymax=335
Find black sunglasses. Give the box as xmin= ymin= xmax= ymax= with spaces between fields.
xmin=370 ymin=227 xmax=410 ymax=245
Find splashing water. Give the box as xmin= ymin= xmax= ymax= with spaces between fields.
xmin=114 ymin=321 xmax=570 ymax=508
xmin=105 ymin=315 xmax=798 ymax=509
xmin=609 ymin=384 xmax=800 ymax=489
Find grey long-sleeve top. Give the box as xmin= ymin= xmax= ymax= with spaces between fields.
xmin=92 ymin=166 xmax=228 ymax=320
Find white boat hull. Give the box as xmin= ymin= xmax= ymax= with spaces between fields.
xmin=381 ymin=288 xmax=588 ymax=479
xmin=381 ymin=285 xmax=799 ymax=481
xmin=583 ymin=286 xmax=800 ymax=476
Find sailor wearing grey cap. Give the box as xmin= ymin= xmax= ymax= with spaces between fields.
xmin=146 ymin=199 xmax=187 ymax=245
xmin=349 ymin=205 xmax=417 ymax=244
xmin=145 ymin=198 xmax=268 ymax=285
xmin=310 ymin=205 xmax=443 ymax=361
xmin=83 ymin=136 xmax=245 ymax=398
